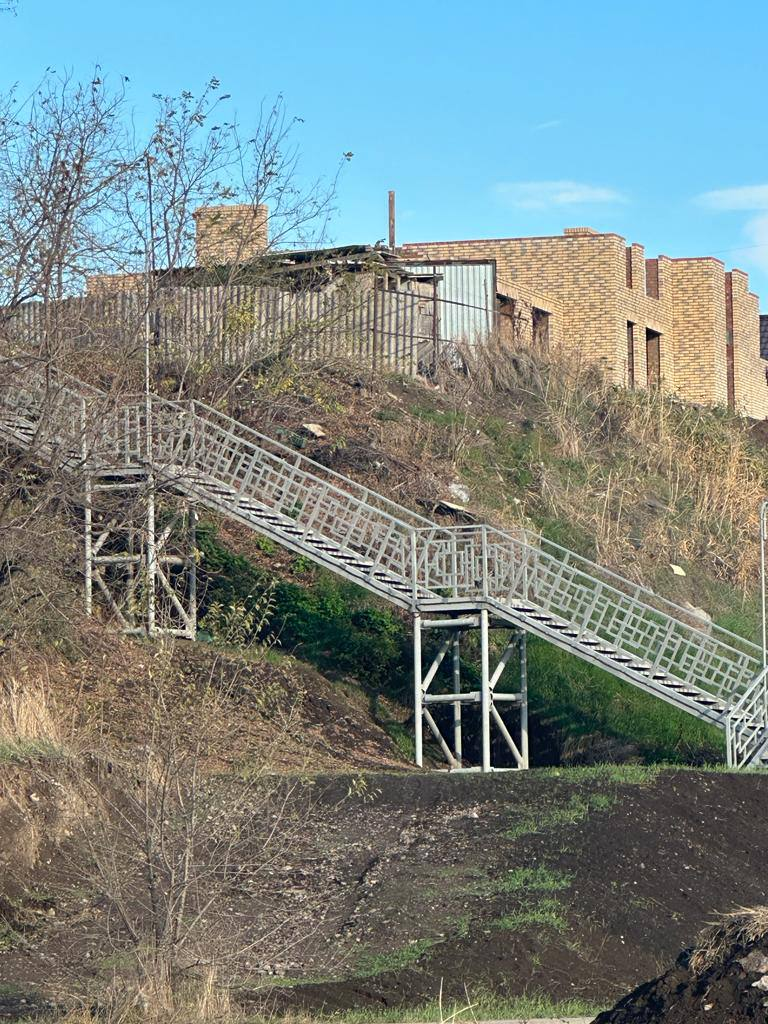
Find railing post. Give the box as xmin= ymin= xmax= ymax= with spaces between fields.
xmin=410 ymin=529 xmax=418 ymax=607
xmin=83 ymin=472 xmax=93 ymax=618
xmin=520 ymin=631 xmax=529 ymax=770
xmin=452 ymin=632 xmax=462 ymax=764
xmin=188 ymin=502 xmax=197 ymax=639
xmin=145 ymin=393 xmax=153 ymax=465
xmin=481 ymin=525 xmax=489 ymax=600
xmin=146 ymin=475 xmax=157 ymax=636
xmin=80 ymin=398 xmax=93 ymax=618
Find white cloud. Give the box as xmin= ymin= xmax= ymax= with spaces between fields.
xmin=696 ymin=184 xmax=768 ymax=211
xmin=494 ymin=180 xmax=627 ymax=210
xmin=533 ymin=119 xmax=562 ymax=131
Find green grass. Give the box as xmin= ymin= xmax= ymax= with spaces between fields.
xmin=492 ymin=897 xmax=569 ymax=934
xmin=505 ymin=794 xmax=595 ymax=839
xmin=410 ymin=403 xmax=465 ymax=428
xmin=536 ymin=763 xmax=662 ymax=784
xmin=353 ymin=937 xmax=440 ymax=978
xmin=0 ymin=983 xmax=26 ymax=996
xmin=486 ymin=866 xmax=572 ymax=895
xmin=527 ymin=638 xmax=725 ymax=765
xmin=373 ymin=407 xmax=403 ymax=423
xmin=0 ymin=922 xmax=24 ymax=952
xmin=0 ymin=738 xmax=65 ymax=764
xmin=258 ymin=992 xmax=604 ymax=1023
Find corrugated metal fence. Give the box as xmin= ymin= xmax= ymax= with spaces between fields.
xmin=6 ymin=281 xmax=438 ymax=375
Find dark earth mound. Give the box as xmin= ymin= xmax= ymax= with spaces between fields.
xmin=594 ymin=911 xmax=768 ymax=1024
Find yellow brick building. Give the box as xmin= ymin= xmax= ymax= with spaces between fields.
xmin=402 ymin=227 xmax=768 ymax=419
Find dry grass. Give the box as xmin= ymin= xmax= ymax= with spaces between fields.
xmin=60 ymin=965 xmax=240 ymax=1024
xmin=0 ymin=669 xmax=66 ymax=760
xmin=689 ymin=906 xmax=768 ymax=975
xmin=441 ymin=339 xmax=768 ymax=591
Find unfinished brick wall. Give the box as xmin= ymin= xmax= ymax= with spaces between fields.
xmin=668 ymin=258 xmax=728 ymax=407
xmin=403 ymin=230 xmax=628 ymax=381
xmin=495 ymin=277 xmax=564 ymax=348
xmin=403 ymin=229 xmax=768 ymax=419
xmin=193 ymin=204 xmax=269 ymax=265
xmin=730 ymin=269 xmax=768 ymax=418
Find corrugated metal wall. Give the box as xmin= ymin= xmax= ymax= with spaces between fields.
xmin=399 ymin=260 xmax=496 ymax=347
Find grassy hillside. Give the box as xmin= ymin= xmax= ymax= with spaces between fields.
xmin=2 ymin=342 xmax=768 ymax=1020
xmin=167 ymin=342 xmax=768 ymax=766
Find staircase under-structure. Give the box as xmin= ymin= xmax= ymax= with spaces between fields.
xmin=2 ymin=355 xmax=767 ymax=770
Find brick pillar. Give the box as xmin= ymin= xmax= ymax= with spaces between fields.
xmin=193 ymin=204 xmax=269 ymax=266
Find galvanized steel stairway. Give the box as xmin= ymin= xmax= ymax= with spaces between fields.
xmin=2 ymin=356 xmax=767 ymax=768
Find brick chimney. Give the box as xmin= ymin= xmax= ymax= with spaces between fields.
xmin=193 ymin=203 xmax=269 ymax=266
xmin=563 ymin=226 xmax=599 ymax=236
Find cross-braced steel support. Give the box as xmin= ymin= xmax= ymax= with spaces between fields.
xmin=83 ymin=469 xmax=197 ymax=638
xmin=413 ymin=610 xmax=529 ymax=772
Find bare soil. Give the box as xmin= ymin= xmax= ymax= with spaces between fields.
xmin=2 ymin=767 xmax=768 ymax=1018
xmin=593 ymin=925 xmax=768 ymax=1023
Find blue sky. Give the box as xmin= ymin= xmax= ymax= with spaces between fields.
xmin=3 ymin=0 xmax=768 ymax=305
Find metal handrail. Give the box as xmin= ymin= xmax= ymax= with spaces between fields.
xmin=727 ymin=666 xmax=768 ymax=767
xmin=412 ymin=523 xmax=761 ymax=664
xmin=3 ymin=355 xmax=767 ymax=744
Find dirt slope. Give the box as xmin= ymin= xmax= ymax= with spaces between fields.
xmin=2 ymin=767 xmax=768 ymax=1017
xmin=593 ymin=910 xmax=768 ymax=1024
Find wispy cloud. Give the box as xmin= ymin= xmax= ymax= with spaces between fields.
xmin=533 ymin=119 xmax=562 ymax=131
xmin=745 ymin=213 xmax=768 ymax=274
xmin=695 ymin=184 xmax=768 ymax=274
xmin=494 ymin=180 xmax=627 ymax=211
xmin=696 ymin=184 xmax=768 ymax=211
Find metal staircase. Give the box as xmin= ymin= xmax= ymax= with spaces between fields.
xmin=2 ymin=355 xmax=768 ymax=770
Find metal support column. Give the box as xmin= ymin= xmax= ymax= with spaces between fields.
xmin=520 ymin=631 xmax=529 ymax=769
xmin=187 ymin=503 xmax=197 ymax=637
xmin=413 ymin=612 xmax=423 ymax=768
xmin=83 ymin=471 xmax=196 ymax=638
xmin=412 ymin=613 xmax=530 ymax=774
xmin=146 ymin=475 xmax=157 ymax=636
xmin=480 ymin=608 xmax=491 ymax=772
xmin=84 ymin=472 xmax=93 ymax=617
xmin=452 ymin=634 xmax=462 ymax=764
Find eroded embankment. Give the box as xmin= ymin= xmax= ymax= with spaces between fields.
xmin=2 ymin=766 xmax=768 ymax=1018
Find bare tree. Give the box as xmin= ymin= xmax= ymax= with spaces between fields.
xmin=0 ymin=73 xmax=134 ymax=311
xmin=78 ymin=641 xmax=335 ymax=1016
xmin=0 ymin=70 xmax=351 ymax=648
